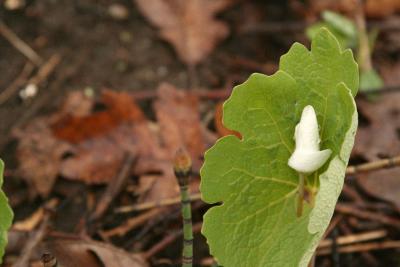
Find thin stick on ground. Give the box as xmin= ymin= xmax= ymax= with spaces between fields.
xmin=0 ymin=21 xmax=43 ymax=66
xmin=90 ymin=153 xmax=136 ymax=221
xmin=335 ymin=203 xmax=400 ymax=227
xmin=319 ymin=230 xmax=387 ymax=248
xmin=100 ymin=208 xmax=162 ymax=238
xmin=114 ymin=192 xmax=202 ymax=213
xmin=317 ymin=240 xmax=400 ymax=255
xmin=25 ymin=54 xmax=62 ymax=89
xmin=12 ymin=213 xmax=50 ymax=267
xmin=346 ymin=155 xmax=400 ymax=175
xmin=144 ymin=222 xmax=202 ymax=260
xmin=0 ymin=62 xmax=34 ymax=105
xmin=174 ymin=148 xmax=193 ymax=267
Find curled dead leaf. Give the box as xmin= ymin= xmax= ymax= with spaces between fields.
xmin=134 ymin=0 xmax=234 ymax=65
xmin=45 ymin=238 xmax=148 ymax=267
xmin=357 ymin=167 xmax=400 ymax=210
xmin=354 ymin=94 xmax=400 ymax=161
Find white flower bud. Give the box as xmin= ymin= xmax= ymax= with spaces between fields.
xmin=288 ymin=105 xmax=332 ymax=174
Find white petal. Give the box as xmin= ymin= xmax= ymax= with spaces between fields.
xmin=288 ymin=149 xmax=332 ymax=174
xmin=294 ymin=105 xmax=320 ymax=151
xmin=288 ymin=105 xmax=331 ymax=174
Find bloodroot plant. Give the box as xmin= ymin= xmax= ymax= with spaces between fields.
xmin=200 ymin=28 xmax=358 ymax=267
xmin=0 ymin=160 xmax=13 ymax=264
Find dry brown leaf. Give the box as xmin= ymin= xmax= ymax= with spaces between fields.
xmin=365 ymin=0 xmax=400 ymax=18
xmin=357 ymin=167 xmax=400 ymax=210
xmin=354 ymin=94 xmax=400 ymax=161
xmin=134 ymin=0 xmax=233 ymax=65
xmin=13 ymin=119 xmax=72 ymax=197
xmin=15 ymin=87 xmax=205 ymax=201
xmin=154 ymin=83 xmax=205 ymax=162
xmin=290 ymin=0 xmax=400 ymax=19
xmin=46 ymin=238 xmax=148 ymax=267
xmin=136 ymin=83 xmax=207 ymax=203
xmin=55 ymin=90 xmax=165 ymax=184
xmin=380 ymin=62 xmax=400 ymax=87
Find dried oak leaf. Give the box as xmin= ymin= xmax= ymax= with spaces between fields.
xmin=13 ymin=119 xmax=72 ymax=197
xmin=354 ymin=93 xmax=400 ymax=161
xmin=154 ymin=83 xmax=205 ymax=165
xmin=54 ymin=90 xmax=165 ymax=184
xmin=137 ymin=83 xmax=207 ymax=202
xmin=46 ymin=238 xmax=148 ymax=267
xmin=357 ymin=167 xmax=400 ymax=210
xmin=134 ymin=0 xmax=233 ymax=65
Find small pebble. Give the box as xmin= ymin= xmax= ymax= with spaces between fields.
xmin=108 ymin=4 xmax=129 ymax=20
xmin=4 ymin=0 xmax=25 ymax=10
xmin=19 ymin=84 xmax=38 ymax=100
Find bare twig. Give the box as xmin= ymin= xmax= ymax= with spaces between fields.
xmin=335 ymin=203 xmax=400 ymax=227
xmin=115 ymin=192 xmax=202 ymax=213
xmin=0 ymin=21 xmax=43 ymax=66
xmin=319 ymin=230 xmax=387 ymax=248
xmin=318 ymin=240 xmax=400 ymax=255
xmin=12 ymin=214 xmax=50 ymax=267
xmin=0 ymin=62 xmax=35 ymax=105
xmin=90 ymin=153 xmax=135 ymax=221
xmin=143 ymin=222 xmax=202 ymax=259
xmin=13 ymin=199 xmax=58 ymax=231
xmin=100 ymin=208 xmax=162 ymax=238
xmin=346 ymin=155 xmax=400 ymax=175
xmin=26 ymin=54 xmax=62 ymax=88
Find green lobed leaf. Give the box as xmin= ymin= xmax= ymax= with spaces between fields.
xmin=306 ymin=11 xmax=357 ymax=49
xmin=0 ymin=160 xmax=13 ymax=264
xmin=322 ymin=11 xmax=357 ymax=40
xmin=200 ymin=28 xmax=358 ymax=267
xmin=360 ymin=69 xmax=384 ymax=92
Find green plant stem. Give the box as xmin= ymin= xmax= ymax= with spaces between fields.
xmin=297 ymin=173 xmax=305 ymax=217
xmin=173 ymin=148 xmax=193 ymax=267
xmin=180 ymin=184 xmax=193 ymax=267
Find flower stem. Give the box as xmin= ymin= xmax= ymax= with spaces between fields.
xmin=180 ymin=184 xmax=193 ymax=267
xmin=297 ymin=173 xmax=305 ymax=217
xmin=174 ymin=148 xmax=193 ymax=267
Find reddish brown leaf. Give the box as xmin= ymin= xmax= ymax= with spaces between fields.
xmin=357 ymin=167 xmax=400 ymax=210
xmin=58 ymin=91 xmax=164 ymax=184
xmin=134 ymin=0 xmax=233 ymax=65
xmin=15 ymin=87 xmax=204 ymax=201
xmin=52 ymin=90 xmax=145 ymax=144
xmin=354 ymin=94 xmax=400 ymax=161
